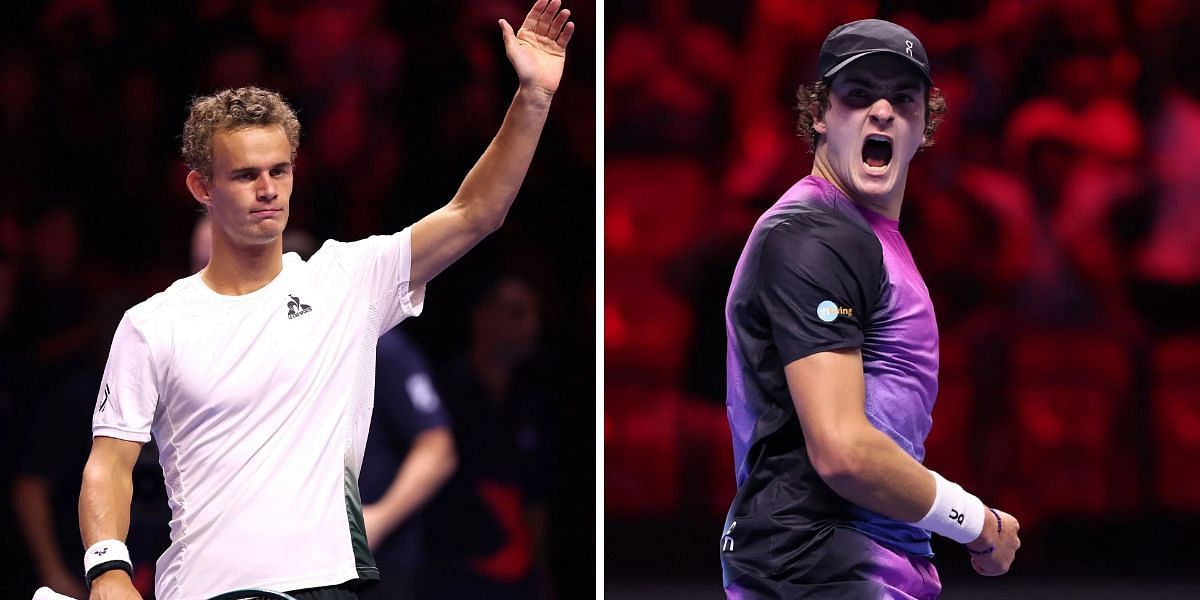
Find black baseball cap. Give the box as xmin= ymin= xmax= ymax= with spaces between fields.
xmin=817 ymin=19 xmax=932 ymax=84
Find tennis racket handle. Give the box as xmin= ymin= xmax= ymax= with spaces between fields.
xmin=33 ymin=587 xmax=78 ymax=600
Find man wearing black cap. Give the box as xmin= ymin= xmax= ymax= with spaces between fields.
xmin=720 ymin=19 xmax=1021 ymax=599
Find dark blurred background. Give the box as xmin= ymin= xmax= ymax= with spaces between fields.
xmin=0 ymin=0 xmax=594 ymax=598
xmin=605 ymin=0 xmax=1200 ymax=597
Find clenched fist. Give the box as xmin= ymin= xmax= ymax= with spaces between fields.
xmin=966 ymin=507 xmax=1021 ymax=576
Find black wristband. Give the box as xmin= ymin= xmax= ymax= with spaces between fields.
xmin=85 ymin=560 xmax=134 ymax=588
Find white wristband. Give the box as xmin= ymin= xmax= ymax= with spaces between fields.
xmin=909 ymin=471 xmax=986 ymax=544
xmin=83 ymin=538 xmax=132 ymax=581
xmin=33 ymin=588 xmax=77 ymax=600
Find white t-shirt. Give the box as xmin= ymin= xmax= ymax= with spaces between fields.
xmin=93 ymin=228 xmax=425 ymax=599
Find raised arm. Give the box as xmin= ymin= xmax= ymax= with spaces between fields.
xmin=786 ymin=349 xmax=1020 ymax=575
xmin=409 ymin=0 xmax=575 ymax=288
xmin=79 ymin=436 xmax=144 ymax=599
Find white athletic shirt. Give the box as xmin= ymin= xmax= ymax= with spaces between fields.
xmin=93 ymin=228 xmax=425 ymax=599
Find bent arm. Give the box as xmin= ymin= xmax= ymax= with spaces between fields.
xmin=79 ymin=436 xmax=143 ymax=590
xmin=786 ymin=349 xmax=999 ymax=547
xmin=409 ymin=88 xmax=553 ymax=288
xmin=365 ymin=427 xmax=458 ymax=542
xmin=786 ymin=349 xmax=937 ymax=520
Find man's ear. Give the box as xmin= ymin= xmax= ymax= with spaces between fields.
xmin=813 ymin=106 xmax=828 ymax=136
xmin=186 ymin=170 xmax=212 ymax=209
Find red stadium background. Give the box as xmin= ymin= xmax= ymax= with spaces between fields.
xmin=0 ymin=1 xmax=595 ymax=598
xmin=605 ymin=0 xmax=1200 ymax=597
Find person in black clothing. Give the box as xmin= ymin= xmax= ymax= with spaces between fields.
xmin=422 ymin=276 xmax=552 ymax=600
xmin=358 ymin=327 xmax=457 ymax=600
xmin=720 ymin=19 xmax=1021 ymax=599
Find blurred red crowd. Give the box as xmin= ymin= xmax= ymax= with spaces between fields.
xmin=604 ymin=0 xmax=1200 ymax=572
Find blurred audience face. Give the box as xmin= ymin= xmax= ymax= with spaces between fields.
xmin=474 ymin=278 xmax=541 ymax=365
xmin=191 ymin=217 xmax=212 ymax=273
xmin=814 ymin=53 xmax=927 ymax=204
xmin=30 ymin=208 xmax=79 ymax=281
xmin=203 ymin=45 xmax=265 ymax=92
xmin=0 ymin=52 xmax=37 ymax=126
xmin=189 ymin=125 xmax=294 ymax=248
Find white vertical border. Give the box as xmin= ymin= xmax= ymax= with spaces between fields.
xmin=594 ymin=0 xmax=605 ymax=597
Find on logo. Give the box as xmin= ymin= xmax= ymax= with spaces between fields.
xmin=721 ymin=521 xmax=737 ymax=552
xmin=948 ymin=509 xmax=965 ymax=525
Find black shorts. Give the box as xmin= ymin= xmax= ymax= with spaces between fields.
xmin=723 ymin=526 xmax=941 ymax=600
xmin=286 ymin=582 xmax=361 ymax=600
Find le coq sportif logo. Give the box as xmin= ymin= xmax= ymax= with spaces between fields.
xmin=286 ymin=294 xmax=313 ymax=319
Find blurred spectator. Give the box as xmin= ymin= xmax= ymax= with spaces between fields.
xmin=191 ymin=216 xmax=212 ymax=273
xmin=606 ymin=0 xmax=737 ymax=162
xmin=0 ymin=256 xmax=30 ymax=593
xmin=9 ymin=208 xmax=94 ymax=418
xmin=1135 ymin=83 xmax=1200 ymax=332
xmin=1140 ymin=89 xmax=1200 ymax=287
xmin=423 ymin=276 xmax=552 ymax=599
xmin=0 ymin=257 xmax=15 ymax=381
xmin=359 ymin=329 xmax=457 ymax=600
xmin=11 ymin=288 xmax=170 ymax=598
xmin=11 ymin=328 xmax=105 ymax=599
xmin=722 ymin=0 xmax=879 ymax=204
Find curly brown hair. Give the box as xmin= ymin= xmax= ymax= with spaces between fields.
xmin=181 ymin=86 xmax=301 ymax=177
xmin=795 ymin=80 xmax=947 ymax=152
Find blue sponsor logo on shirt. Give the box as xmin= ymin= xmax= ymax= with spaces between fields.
xmin=816 ymin=300 xmax=852 ymax=322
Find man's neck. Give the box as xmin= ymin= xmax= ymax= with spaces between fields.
xmin=200 ymin=232 xmax=284 ymax=296
xmin=810 ymin=150 xmax=904 ymax=220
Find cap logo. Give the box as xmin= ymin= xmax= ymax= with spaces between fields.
xmin=905 ymin=40 xmax=914 ymax=57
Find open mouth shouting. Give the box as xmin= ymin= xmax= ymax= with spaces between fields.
xmin=862 ymin=134 xmax=893 ymax=174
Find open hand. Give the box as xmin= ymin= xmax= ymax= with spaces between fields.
xmin=499 ymin=0 xmax=575 ymax=97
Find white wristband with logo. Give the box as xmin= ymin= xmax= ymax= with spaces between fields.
xmin=83 ymin=539 xmax=133 ymax=587
xmin=909 ymin=471 xmax=986 ymax=544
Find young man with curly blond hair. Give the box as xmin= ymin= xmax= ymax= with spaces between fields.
xmin=720 ymin=19 xmax=1020 ymax=599
xmin=77 ymin=2 xmax=574 ymax=598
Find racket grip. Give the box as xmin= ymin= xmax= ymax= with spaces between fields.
xmin=33 ymin=587 xmax=78 ymax=600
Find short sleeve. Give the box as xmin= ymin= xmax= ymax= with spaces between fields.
xmin=376 ymin=343 xmax=450 ymax=439
xmin=320 ymin=227 xmax=427 ymax=335
xmin=92 ymin=314 xmax=159 ymax=443
xmin=758 ymin=214 xmax=882 ymax=364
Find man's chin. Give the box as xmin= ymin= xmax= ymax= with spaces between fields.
xmin=847 ymin=176 xmax=896 ymax=202
xmin=237 ymin=227 xmax=285 ymax=248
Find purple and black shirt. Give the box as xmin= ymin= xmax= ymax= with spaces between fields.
xmin=721 ymin=176 xmax=941 ymax=595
